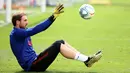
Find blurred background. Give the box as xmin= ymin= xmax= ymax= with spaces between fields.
xmin=0 ymin=0 xmax=130 ymax=73
xmin=0 ymin=0 xmax=129 ymax=25
xmin=0 ymin=0 xmax=111 ymax=25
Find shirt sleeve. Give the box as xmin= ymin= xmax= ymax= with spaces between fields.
xmin=14 ymin=15 xmax=55 ymax=38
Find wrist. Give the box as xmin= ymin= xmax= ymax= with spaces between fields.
xmin=49 ymin=15 xmax=55 ymax=21
xmin=53 ymin=13 xmax=59 ymax=19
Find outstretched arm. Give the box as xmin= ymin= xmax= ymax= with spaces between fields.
xmin=26 ymin=15 xmax=55 ymax=36
xmin=14 ymin=4 xmax=64 ymax=38
xmin=28 ymin=3 xmax=64 ymax=35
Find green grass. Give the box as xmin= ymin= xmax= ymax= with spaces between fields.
xmin=1 ymin=2 xmax=130 ymax=73
xmin=0 ymin=14 xmax=5 ymax=20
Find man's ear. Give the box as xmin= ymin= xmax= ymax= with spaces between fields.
xmin=16 ymin=20 xmax=20 ymax=25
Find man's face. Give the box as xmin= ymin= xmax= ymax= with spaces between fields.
xmin=18 ymin=15 xmax=28 ymax=28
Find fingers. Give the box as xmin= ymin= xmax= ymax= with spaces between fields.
xmin=59 ymin=5 xmax=64 ymax=12
xmin=55 ymin=4 xmax=60 ymax=11
xmin=57 ymin=4 xmax=64 ymax=11
xmin=53 ymin=3 xmax=64 ymax=19
xmin=55 ymin=3 xmax=64 ymax=13
xmin=60 ymin=11 xmax=64 ymax=13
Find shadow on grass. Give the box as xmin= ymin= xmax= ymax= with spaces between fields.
xmin=15 ymin=70 xmax=98 ymax=73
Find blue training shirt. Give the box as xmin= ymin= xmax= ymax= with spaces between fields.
xmin=10 ymin=15 xmax=55 ymax=71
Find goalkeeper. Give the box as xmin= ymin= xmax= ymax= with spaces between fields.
xmin=10 ymin=4 xmax=102 ymax=72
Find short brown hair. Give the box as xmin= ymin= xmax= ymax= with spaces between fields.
xmin=12 ymin=13 xmax=26 ymax=26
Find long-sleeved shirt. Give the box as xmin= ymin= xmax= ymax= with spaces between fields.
xmin=10 ymin=15 xmax=55 ymax=71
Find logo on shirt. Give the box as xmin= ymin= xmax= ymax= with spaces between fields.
xmin=28 ymin=40 xmax=32 ymax=46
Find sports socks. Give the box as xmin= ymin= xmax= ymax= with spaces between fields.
xmin=74 ymin=52 xmax=88 ymax=62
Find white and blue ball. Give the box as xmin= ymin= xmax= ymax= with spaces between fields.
xmin=79 ymin=4 xmax=95 ymax=19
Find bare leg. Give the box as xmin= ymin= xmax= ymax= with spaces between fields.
xmin=60 ymin=43 xmax=77 ymax=59
xmin=59 ymin=42 xmax=88 ymax=62
xmin=59 ymin=42 xmax=102 ymax=67
xmin=64 ymin=41 xmax=79 ymax=53
xmin=56 ymin=40 xmax=102 ymax=67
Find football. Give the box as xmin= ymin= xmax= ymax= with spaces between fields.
xmin=79 ymin=4 xmax=95 ymax=19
